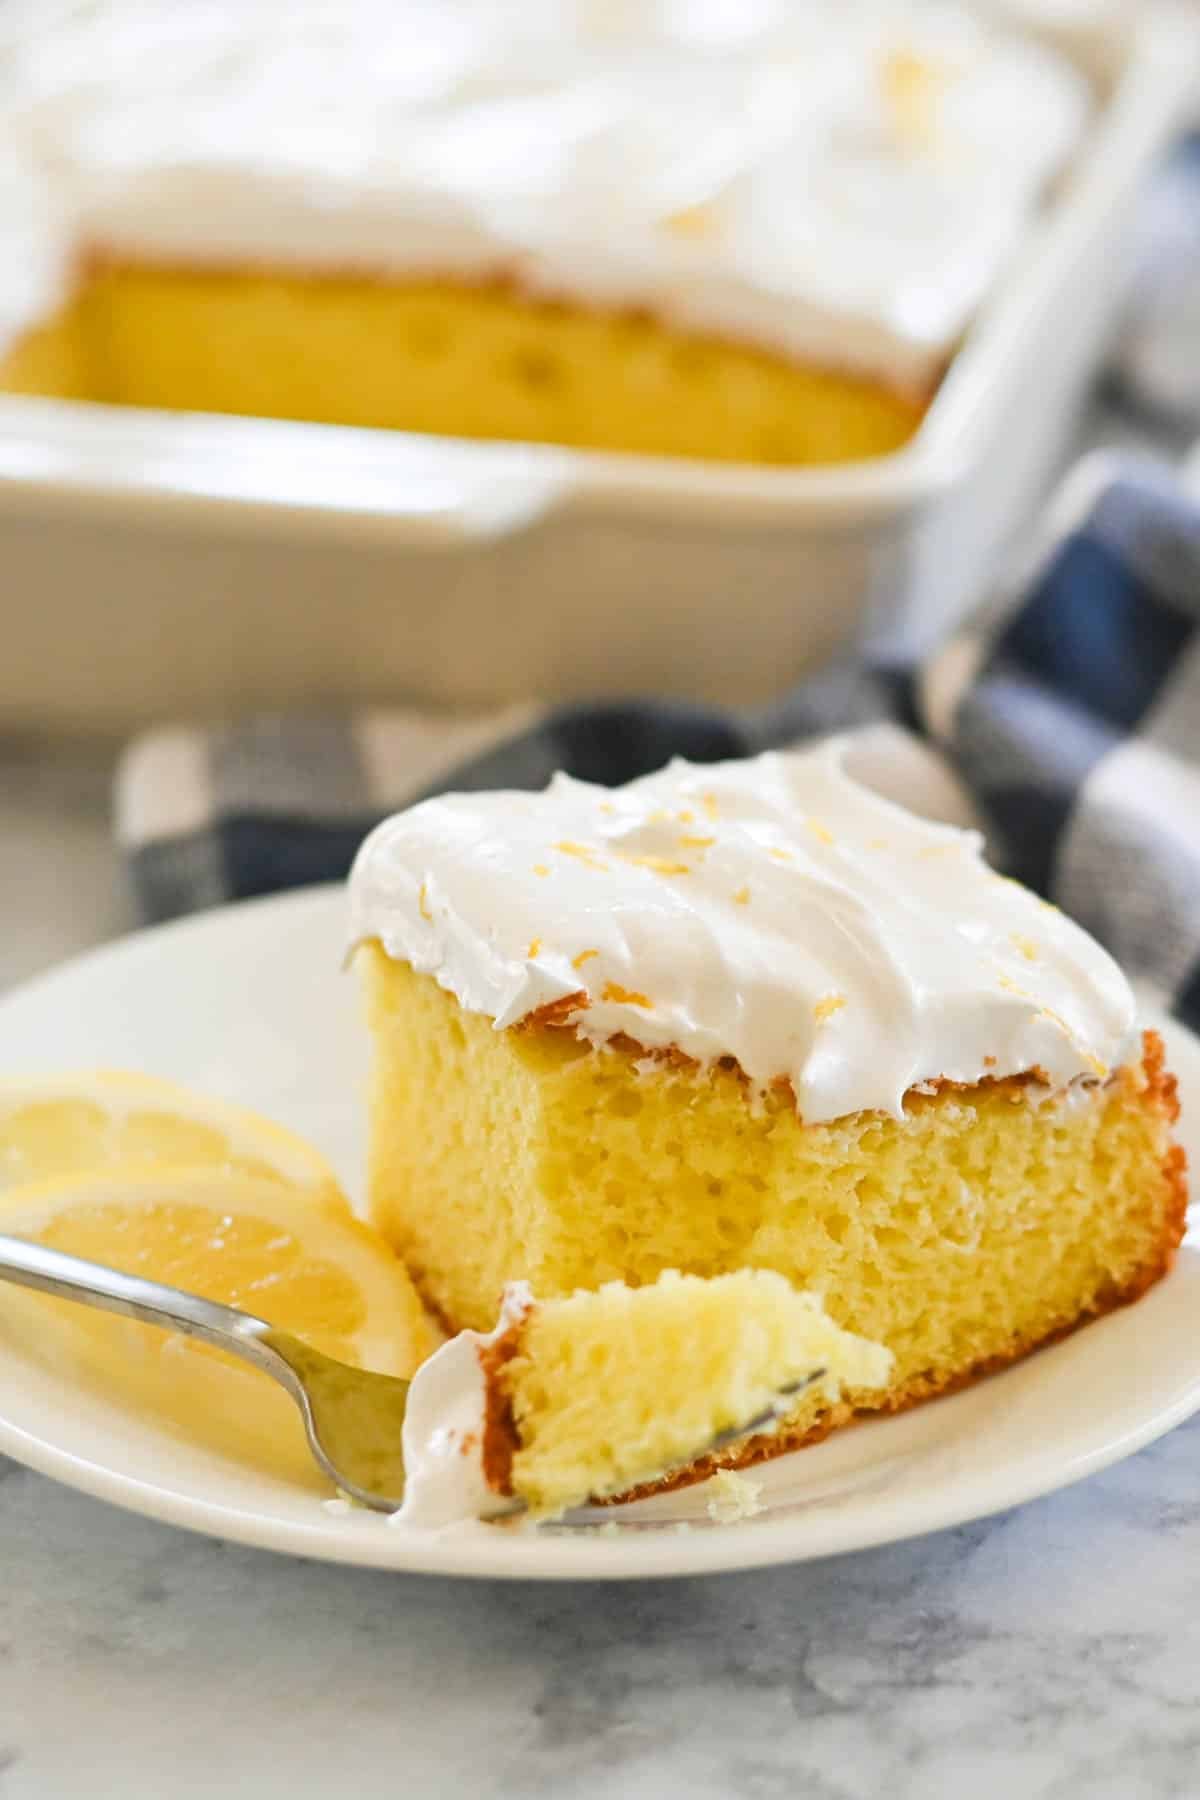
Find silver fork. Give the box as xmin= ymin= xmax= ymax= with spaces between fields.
xmin=0 ymin=1232 xmax=818 ymax=1515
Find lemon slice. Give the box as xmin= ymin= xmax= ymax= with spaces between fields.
xmin=0 ymin=1070 xmax=342 ymax=1197
xmin=0 ymin=1166 xmax=436 ymax=1488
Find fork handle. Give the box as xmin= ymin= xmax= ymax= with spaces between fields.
xmin=0 ymin=1231 xmax=274 ymax=1358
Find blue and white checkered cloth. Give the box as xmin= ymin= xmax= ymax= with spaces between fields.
xmin=116 ymin=138 xmax=1200 ymax=1037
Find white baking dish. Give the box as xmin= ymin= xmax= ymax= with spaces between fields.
xmin=0 ymin=7 xmax=1194 ymax=735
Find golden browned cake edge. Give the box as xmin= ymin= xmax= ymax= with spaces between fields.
xmin=477 ymin=1313 xmax=531 ymax=1501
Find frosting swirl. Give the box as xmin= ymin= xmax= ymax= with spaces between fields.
xmin=348 ymin=734 xmax=1136 ymax=1123
xmin=395 ymin=1284 xmax=531 ymax=1530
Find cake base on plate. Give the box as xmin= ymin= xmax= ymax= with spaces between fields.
xmin=362 ymin=949 xmax=1186 ymax=1484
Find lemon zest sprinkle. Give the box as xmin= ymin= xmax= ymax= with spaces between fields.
xmin=553 ymin=840 xmax=608 ymax=871
xmin=602 ymin=982 xmax=652 ymax=1008
xmin=665 ymin=201 xmax=718 ymax=240
xmin=618 ymin=853 xmax=691 ymax=876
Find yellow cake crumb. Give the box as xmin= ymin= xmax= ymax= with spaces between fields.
xmin=705 ymin=1469 xmax=766 ymax=1524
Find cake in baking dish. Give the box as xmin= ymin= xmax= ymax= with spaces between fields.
xmin=398 ymin=1270 xmax=892 ymax=1523
xmin=0 ymin=2 xmax=1090 ymax=466
xmin=350 ymin=737 xmax=1186 ymax=1484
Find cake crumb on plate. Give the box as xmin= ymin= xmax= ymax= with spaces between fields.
xmin=706 ymin=1470 xmax=765 ymax=1524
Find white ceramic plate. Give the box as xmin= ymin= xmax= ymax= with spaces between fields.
xmin=0 ymin=886 xmax=1197 ymax=1581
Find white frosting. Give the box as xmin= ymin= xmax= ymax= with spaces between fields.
xmin=0 ymin=143 xmax=71 ymax=343
xmin=0 ymin=1 xmax=1091 ymax=388
xmin=350 ymin=735 xmax=1136 ymax=1123
xmin=396 ymin=1284 xmax=531 ymax=1530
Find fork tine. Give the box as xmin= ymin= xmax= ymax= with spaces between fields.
xmin=698 ymin=1369 xmax=825 ymax=1460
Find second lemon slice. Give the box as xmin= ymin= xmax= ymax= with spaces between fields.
xmin=0 ymin=1070 xmax=343 ymax=1197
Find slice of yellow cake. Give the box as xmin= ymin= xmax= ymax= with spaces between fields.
xmin=352 ymin=738 xmax=1187 ymax=1487
xmin=398 ymin=1269 xmax=891 ymax=1523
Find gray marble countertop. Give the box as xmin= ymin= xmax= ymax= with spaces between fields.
xmin=3 ymin=740 xmax=1200 ymax=1800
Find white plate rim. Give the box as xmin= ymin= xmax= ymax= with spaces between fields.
xmin=0 ymin=884 xmax=1196 ymax=1583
